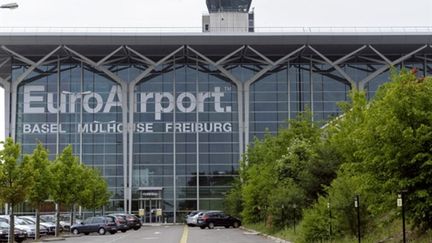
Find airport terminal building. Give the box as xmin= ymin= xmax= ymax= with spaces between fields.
xmin=1 ymin=0 xmax=432 ymax=222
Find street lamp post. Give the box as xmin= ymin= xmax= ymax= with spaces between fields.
xmin=328 ymin=201 xmax=332 ymax=242
xmin=0 ymin=2 xmax=18 ymax=9
xmin=354 ymin=195 xmax=361 ymax=243
xmin=293 ymin=203 xmax=297 ymax=234
xmin=398 ymin=190 xmax=408 ymax=243
xmin=281 ymin=204 xmax=285 ymax=227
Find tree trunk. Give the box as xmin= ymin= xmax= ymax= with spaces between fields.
xmin=8 ymin=203 xmax=14 ymax=243
xmin=35 ymin=207 xmax=40 ymax=241
xmin=70 ymin=204 xmax=74 ymax=232
xmin=55 ymin=202 xmax=61 ymax=237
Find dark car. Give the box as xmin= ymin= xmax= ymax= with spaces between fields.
xmin=70 ymin=216 xmax=117 ymax=235
xmin=111 ymin=214 xmax=141 ymax=230
xmin=106 ymin=215 xmax=129 ymax=233
xmin=197 ymin=211 xmax=241 ymax=229
xmin=0 ymin=222 xmax=27 ymax=243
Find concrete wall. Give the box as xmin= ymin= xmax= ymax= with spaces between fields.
xmin=209 ymin=12 xmax=249 ymax=32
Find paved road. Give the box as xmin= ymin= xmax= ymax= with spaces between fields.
xmin=52 ymin=225 xmax=276 ymax=243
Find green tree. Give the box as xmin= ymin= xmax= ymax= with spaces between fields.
xmin=239 ymin=112 xmax=335 ymax=226
xmin=50 ymin=145 xmax=83 ymax=236
xmin=223 ymin=178 xmax=243 ymax=218
xmin=79 ymin=167 xmax=110 ymax=216
xmin=0 ymin=138 xmax=29 ymax=243
xmin=23 ymin=142 xmax=53 ymax=240
xmin=301 ymin=70 xmax=432 ymax=241
xmin=355 ymin=70 xmax=432 ymax=230
xmin=268 ymin=180 xmax=305 ymax=229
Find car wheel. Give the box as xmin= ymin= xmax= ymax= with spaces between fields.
xmin=98 ymin=228 xmax=106 ymax=235
xmin=208 ymin=222 xmax=215 ymax=229
xmin=72 ymin=228 xmax=79 ymax=235
xmin=109 ymin=231 xmax=116 ymax=234
xmin=84 ymin=232 xmax=90 ymax=235
xmin=133 ymin=226 xmax=140 ymax=230
xmin=233 ymin=222 xmax=240 ymax=228
xmin=200 ymin=226 xmax=205 ymax=229
xmin=121 ymin=230 xmax=127 ymax=233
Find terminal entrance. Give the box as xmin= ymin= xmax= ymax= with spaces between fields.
xmin=138 ymin=187 xmax=163 ymax=223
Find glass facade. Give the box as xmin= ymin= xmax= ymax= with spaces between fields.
xmin=4 ymin=42 xmax=431 ymax=222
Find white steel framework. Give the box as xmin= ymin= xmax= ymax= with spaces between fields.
xmin=1 ymin=42 xmax=431 ymax=221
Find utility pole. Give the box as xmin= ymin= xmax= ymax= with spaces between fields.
xmin=354 ymin=195 xmax=361 ymax=243
xmin=398 ymin=191 xmax=407 ymax=243
xmin=328 ymin=202 xmax=332 ymax=242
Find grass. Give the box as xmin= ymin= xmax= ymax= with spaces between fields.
xmin=244 ymin=222 xmax=299 ymax=242
xmin=244 ymin=220 xmax=432 ymax=243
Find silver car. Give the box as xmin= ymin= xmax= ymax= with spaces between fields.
xmin=186 ymin=211 xmax=207 ymax=226
xmin=19 ymin=216 xmax=56 ymax=235
xmin=0 ymin=216 xmax=48 ymax=238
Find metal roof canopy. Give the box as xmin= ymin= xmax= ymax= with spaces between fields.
xmin=0 ymin=33 xmax=431 ymax=57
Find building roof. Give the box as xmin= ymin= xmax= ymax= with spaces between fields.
xmin=0 ymin=32 xmax=431 ymax=57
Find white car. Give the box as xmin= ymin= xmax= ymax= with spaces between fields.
xmin=0 ymin=215 xmax=48 ymax=238
xmin=19 ymin=216 xmax=57 ymax=235
xmin=186 ymin=211 xmax=206 ymax=226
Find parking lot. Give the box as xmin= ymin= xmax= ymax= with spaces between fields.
xmin=40 ymin=225 xmax=276 ymax=243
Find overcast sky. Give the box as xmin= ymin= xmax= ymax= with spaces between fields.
xmin=1 ymin=0 xmax=432 ymax=142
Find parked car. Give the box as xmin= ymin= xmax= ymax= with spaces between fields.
xmin=196 ymin=211 xmax=241 ymax=229
xmin=19 ymin=216 xmax=57 ymax=235
xmin=106 ymin=215 xmax=128 ymax=233
xmin=38 ymin=214 xmax=82 ymax=232
xmin=110 ymin=214 xmax=141 ymax=230
xmin=39 ymin=215 xmax=64 ymax=232
xmin=0 ymin=216 xmax=48 ymax=238
xmin=0 ymin=222 xmax=27 ymax=243
xmin=59 ymin=214 xmax=82 ymax=232
xmin=186 ymin=211 xmax=207 ymax=227
xmin=70 ymin=216 xmax=117 ymax=235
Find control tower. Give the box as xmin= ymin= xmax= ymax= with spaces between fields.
xmin=202 ymin=0 xmax=254 ymax=32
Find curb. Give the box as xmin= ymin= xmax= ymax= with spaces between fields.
xmin=142 ymin=223 xmax=177 ymax=227
xmin=40 ymin=237 xmax=66 ymax=242
xmin=240 ymin=226 xmax=293 ymax=243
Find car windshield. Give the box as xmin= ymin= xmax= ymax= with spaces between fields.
xmin=0 ymin=222 xmax=10 ymax=229
xmin=22 ymin=218 xmax=36 ymax=224
xmin=41 ymin=215 xmax=55 ymax=222
xmin=15 ymin=218 xmax=31 ymax=225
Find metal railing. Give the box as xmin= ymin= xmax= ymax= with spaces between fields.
xmin=0 ymin=26 xmax=432 ymax=34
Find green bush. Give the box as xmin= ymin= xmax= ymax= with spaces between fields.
xmin=267 ymin=181 xmax=305 ymax=229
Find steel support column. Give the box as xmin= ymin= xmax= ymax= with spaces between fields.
xmin=187 ymin=45 xmax=245 ymax=154
xmin=0 ymin=57 xmax=11 ymax=139
xmin=1 ymin=45 xmax=62 ymax=141
xmin=359 ymin=45 xmax=428 ymax=90
xmin=243 ymin=45 xmax=305 ymax=148
xmin=126 ymin=46 xmax=184 ymax=217
xmin=307 ymin=45 xmax=358 ymax=88
xmin=0 ymin=79 xmax=10 ymax=139
xmin=63 ymin=45 xmax=129 ymax=213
